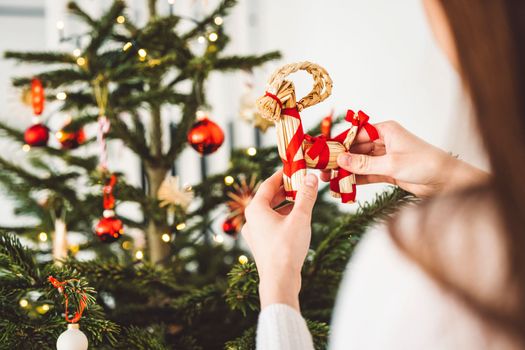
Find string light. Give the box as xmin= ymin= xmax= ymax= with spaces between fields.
xmin=42 ymin=303 xmax=50 ymax=311
xmin=38 ymin=232 xmax=48 ymax=242
xmin=76 ymin=57 xmax=86 ymax=66
xmin=73 ymin=48 xmax=81 ymax=57
xmin=214 ymin=16 xmax=223 ymax=25
xmin=56 ymin=21 xmax=64 ymax=30
xmin=238 ymin=255 xmax=248 ymax=265
xmin=213 ymin=234 xmax=224 ymax=243
xmin=22 ymin=144 xmax=31 ymax=152
xmin=56 ymin=92 xmax=67 ymax=101
xmin=167 ymin=0 xmax=175 ymax=3
xmin=208 ymin=32 xmax=218 ymax=42
xmin=224 ymin=175 xmax=234 ymax=186
xmin=176 ymin=222 xmax=186 ymax=230
xmin=122 ymin=241 xmax=132 ymax=250
xmin=161 ymin=233 xmax=171 ymax=242
xmin=116 ymin=15 xmax=125 ymax=24
xmin=138 ymin=48 xmax=147 ymax=61
xmin=246 ymin=147 xmax=257 ymax=156
xmin=135 ymin=250 xmax=144 ymax=260
xmin=19 ymin=299 xmax=29 ymax=308
xmin=36 ymin=303 xmax=50 ymax=314
xmin=197 ymin=35 xmax=206 ymax=44
xmin=123 ymin=42 xmax=133 ymax=51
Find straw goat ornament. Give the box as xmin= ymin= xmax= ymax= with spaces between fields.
xmin=256 ymin=62 xmax=379 ymax=203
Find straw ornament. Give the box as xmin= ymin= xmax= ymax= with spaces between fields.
xmin=256 ymin=62 xmax=379 ymax=203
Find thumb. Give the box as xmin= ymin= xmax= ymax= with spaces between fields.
xmin=337 ymin=153 xmax=392 ymax=176
xmin=291 ymin=173 xmax=318 ymax=219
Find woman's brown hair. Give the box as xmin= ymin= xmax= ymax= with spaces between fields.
xmin=392 ymin=0 xmax=525 ymax=345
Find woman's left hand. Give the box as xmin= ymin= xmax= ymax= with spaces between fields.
xmin=242 ymin=170 xmax=319 ymax=311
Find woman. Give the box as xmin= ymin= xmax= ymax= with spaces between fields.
xmin=242 ymin=0 xmax=525 ymax=348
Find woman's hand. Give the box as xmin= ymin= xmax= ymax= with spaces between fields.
xmin=242 ymin=170 xmax=319 ymax=311
xmin=322 ymin=121 xmax=488 ymax=197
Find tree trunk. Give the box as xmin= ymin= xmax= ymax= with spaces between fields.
xmin=145 ymin=165 xmax=170 ymax=264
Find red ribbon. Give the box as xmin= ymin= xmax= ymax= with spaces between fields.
xmin=281 ymin=108 xmax=307 ymax=181
xmin=279 ymin=107 xmax=379 ymax=203
xmin=265 ymin=92 xmax=283 ymax=109
xmin=48 ymin=276 xmax=88 ymax=324
xmin=103 ymin=174 xmax=117 ymax=210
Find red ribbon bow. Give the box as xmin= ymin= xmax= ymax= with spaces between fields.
xmin=48 ymin=276 xmax=88 ymax=324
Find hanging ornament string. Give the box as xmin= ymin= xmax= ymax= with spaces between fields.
xmin=103 ymin=174 xmax=117 ymax=210
xmin=93 ymin=76 xmax=110 ymax=169
xmin=48 ymin=276 xmax=88 ymax=324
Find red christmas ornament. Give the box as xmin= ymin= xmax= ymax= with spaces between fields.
xmin=95 ymin=214 xmax=123 ymax=242
xmin=24 ymin=123 xmax=49 ymax=147
xmin=187 ymin=116 xmax=224 ymax=155
xmin=57 ymin=125 xmax=85 ymax=150
xmin=31 ymin=78 xmax=44 ymax=116
xmin=320 ymin=112 xmax=333 ymax=137
xmin=222 ymin=217 xmax=240 ymax=236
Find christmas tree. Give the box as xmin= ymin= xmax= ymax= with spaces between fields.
xmin=0 ymin=0 xmax=413 ymax=348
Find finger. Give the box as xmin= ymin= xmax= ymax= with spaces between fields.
xmin=353 ymin=121 xmax=393 ymax=144
xmin=253 ymin=169 xmax=283 ymax=206
xmin=270 ymin=186 xmax=287 ymax=208
xmin=320 ymin=170 xmax=331 ymax=182
xmin=350 ymin=142 xmax=386 ymax=156
xmin=355 ymin=174 xmax=394 ymax=185
xmin=275 ymin=201 xmax=294 ymax=215
xmin=337 ymin=153 xmax=393 ymax=176
xmin=291 ymin=173 xmax=318 ymax=219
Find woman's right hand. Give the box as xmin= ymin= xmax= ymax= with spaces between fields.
xmin=322 ymin=121 xmax=488 ymax=197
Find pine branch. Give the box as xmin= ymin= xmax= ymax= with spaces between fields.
xmin=67 ymin=1 xmax=97 ymax=26
xmin=182 ymin=0 xmax=237 ymax=40
xmin=4 ymin=51 xmax=76 ymax=68
xmin=214 ymin=52 xmax=282 ymax=71
xmin=226 ymin=262 xmax=259 ymax=316
xmin=85 ymin=0 xmax=126 ymax=55
xmin=12 ymin=68 xmax=89 ymax=89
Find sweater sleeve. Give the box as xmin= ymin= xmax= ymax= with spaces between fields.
xmin=256 ymin=303 xmax=314 ymax=350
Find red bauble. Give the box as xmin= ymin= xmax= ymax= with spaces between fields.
xmin=321 ymin=114 xmax=332 ymax=138
xmin=57 ymin=127 xmax=85 ymax=149
xmin=187 ymin=117 xmax=224 ymax=155
xmin=222 ymin=217 xmax=240 ymax=236
xmin=95 ymin=216 xmax=123 ymax=242
xmin=24 ymin=123 xmax=49 ymax=147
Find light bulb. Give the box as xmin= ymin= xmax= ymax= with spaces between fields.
xmin=208 ymin=32 xmax=218 ymax=42
xmin=135 ymin=250 xmax=144 ymax=260
xmin=38 ymin=232 xmax=48 ymax=242
xmin=123 ymin=42 xmax=132 ymax=51
xmin=224 ymin=176 xmax=234 ymax=186
xmin=116 ymin=15 xmax=125 ymax=24
xmin=22 ymin=144 xmax=31 ymax=152
xmin=197 ymin=36 xmax=206 ymax=44
xmin=214 ymin=17 xmax=223 ymax=26
xmin=76 ymin=57 xmax=86 ymax=66
xmin=176 ymin=222 xmax=186 ymax=230
xmin=238 ymin=255 xmax=248 ymax=265
xmin=19 ymin=299 xmax=29 ymax=308
xmin=73 ymin=48 xmax=81 ymax=57
xmin=56 ymin=21 xmax=65 ymax=30
xmin=161 ymin=233 xmax=171 ymax=242
xmin=213 ymin=234 xmax=224 ymax=243
xmin=56 ymin=92 xmax=67 ymax=101
xmin=246 ymin=147 xmax=257 ymax=156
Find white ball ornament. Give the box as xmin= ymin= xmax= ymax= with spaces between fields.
xmin=56 ymin=323 xmax=88 ymax=350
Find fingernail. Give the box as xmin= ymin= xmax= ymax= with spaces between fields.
xmin=337 ymin=153 xmax=351 ymax=166
xmin=304 ymin=173 xmax=317 ymax=187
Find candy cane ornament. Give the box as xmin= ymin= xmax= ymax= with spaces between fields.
xmin=256 ymin=62 xmax=379 ymax=203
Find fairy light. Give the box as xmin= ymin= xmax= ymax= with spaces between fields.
xmin=123 ymin=42 xmax=133 ymax=51
xmin=22 ymin=144 xmax=31 ymax=152
xmin=238 ymin=255 xmax=248 ymax=265
xmin=246 ymin=147 xmax=257 ymax=156
xmin=56 ymin=92 xmax=67 ymax=101
xmin=38 ymin=232 xmax=48 ymax=242
xmin=73 ymin=48 xmax=81 ymax=57
xmin=55 ymin=131 xmax=64 ymax=139
xmin=197 ymin=35 xmax=206 ymax=44
xmin=208 ymin=32 xmax=218 ymax=42
xmin=224 ymin=175 xmax=234 ymax=186
xmin=116 ymin=15 xmax=125 ymax=24
xmin=138 ymin=48 xmax=147 ymax=57
xmin=213 ymin=234 xmax=224 ymax=243
xmin=19 ymin=299 xmax=29 ymax=308
xmin=135 ymin=250 xmax=144 ymax=260
xmin=122 ymin=241 xmax=132 ymax=250
xmin=56 ymin=21 xmax=64 ymax=30
xmin=167 ymin=0 xmax=175 ymax=3
xmin=161 ymin=233 xmax=171 ymax=242
xmin=42 ymin=304 xmax=50 ymax=311
xmin=214 ymin=16 xmax=223 ymax=25
xmin=176 ymin=222 xmax=186 ymax=230
xmin=76 ymin=57 xmax=86 ymax=66
xmin=69 ymin=245 xmax=80 ymax=254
